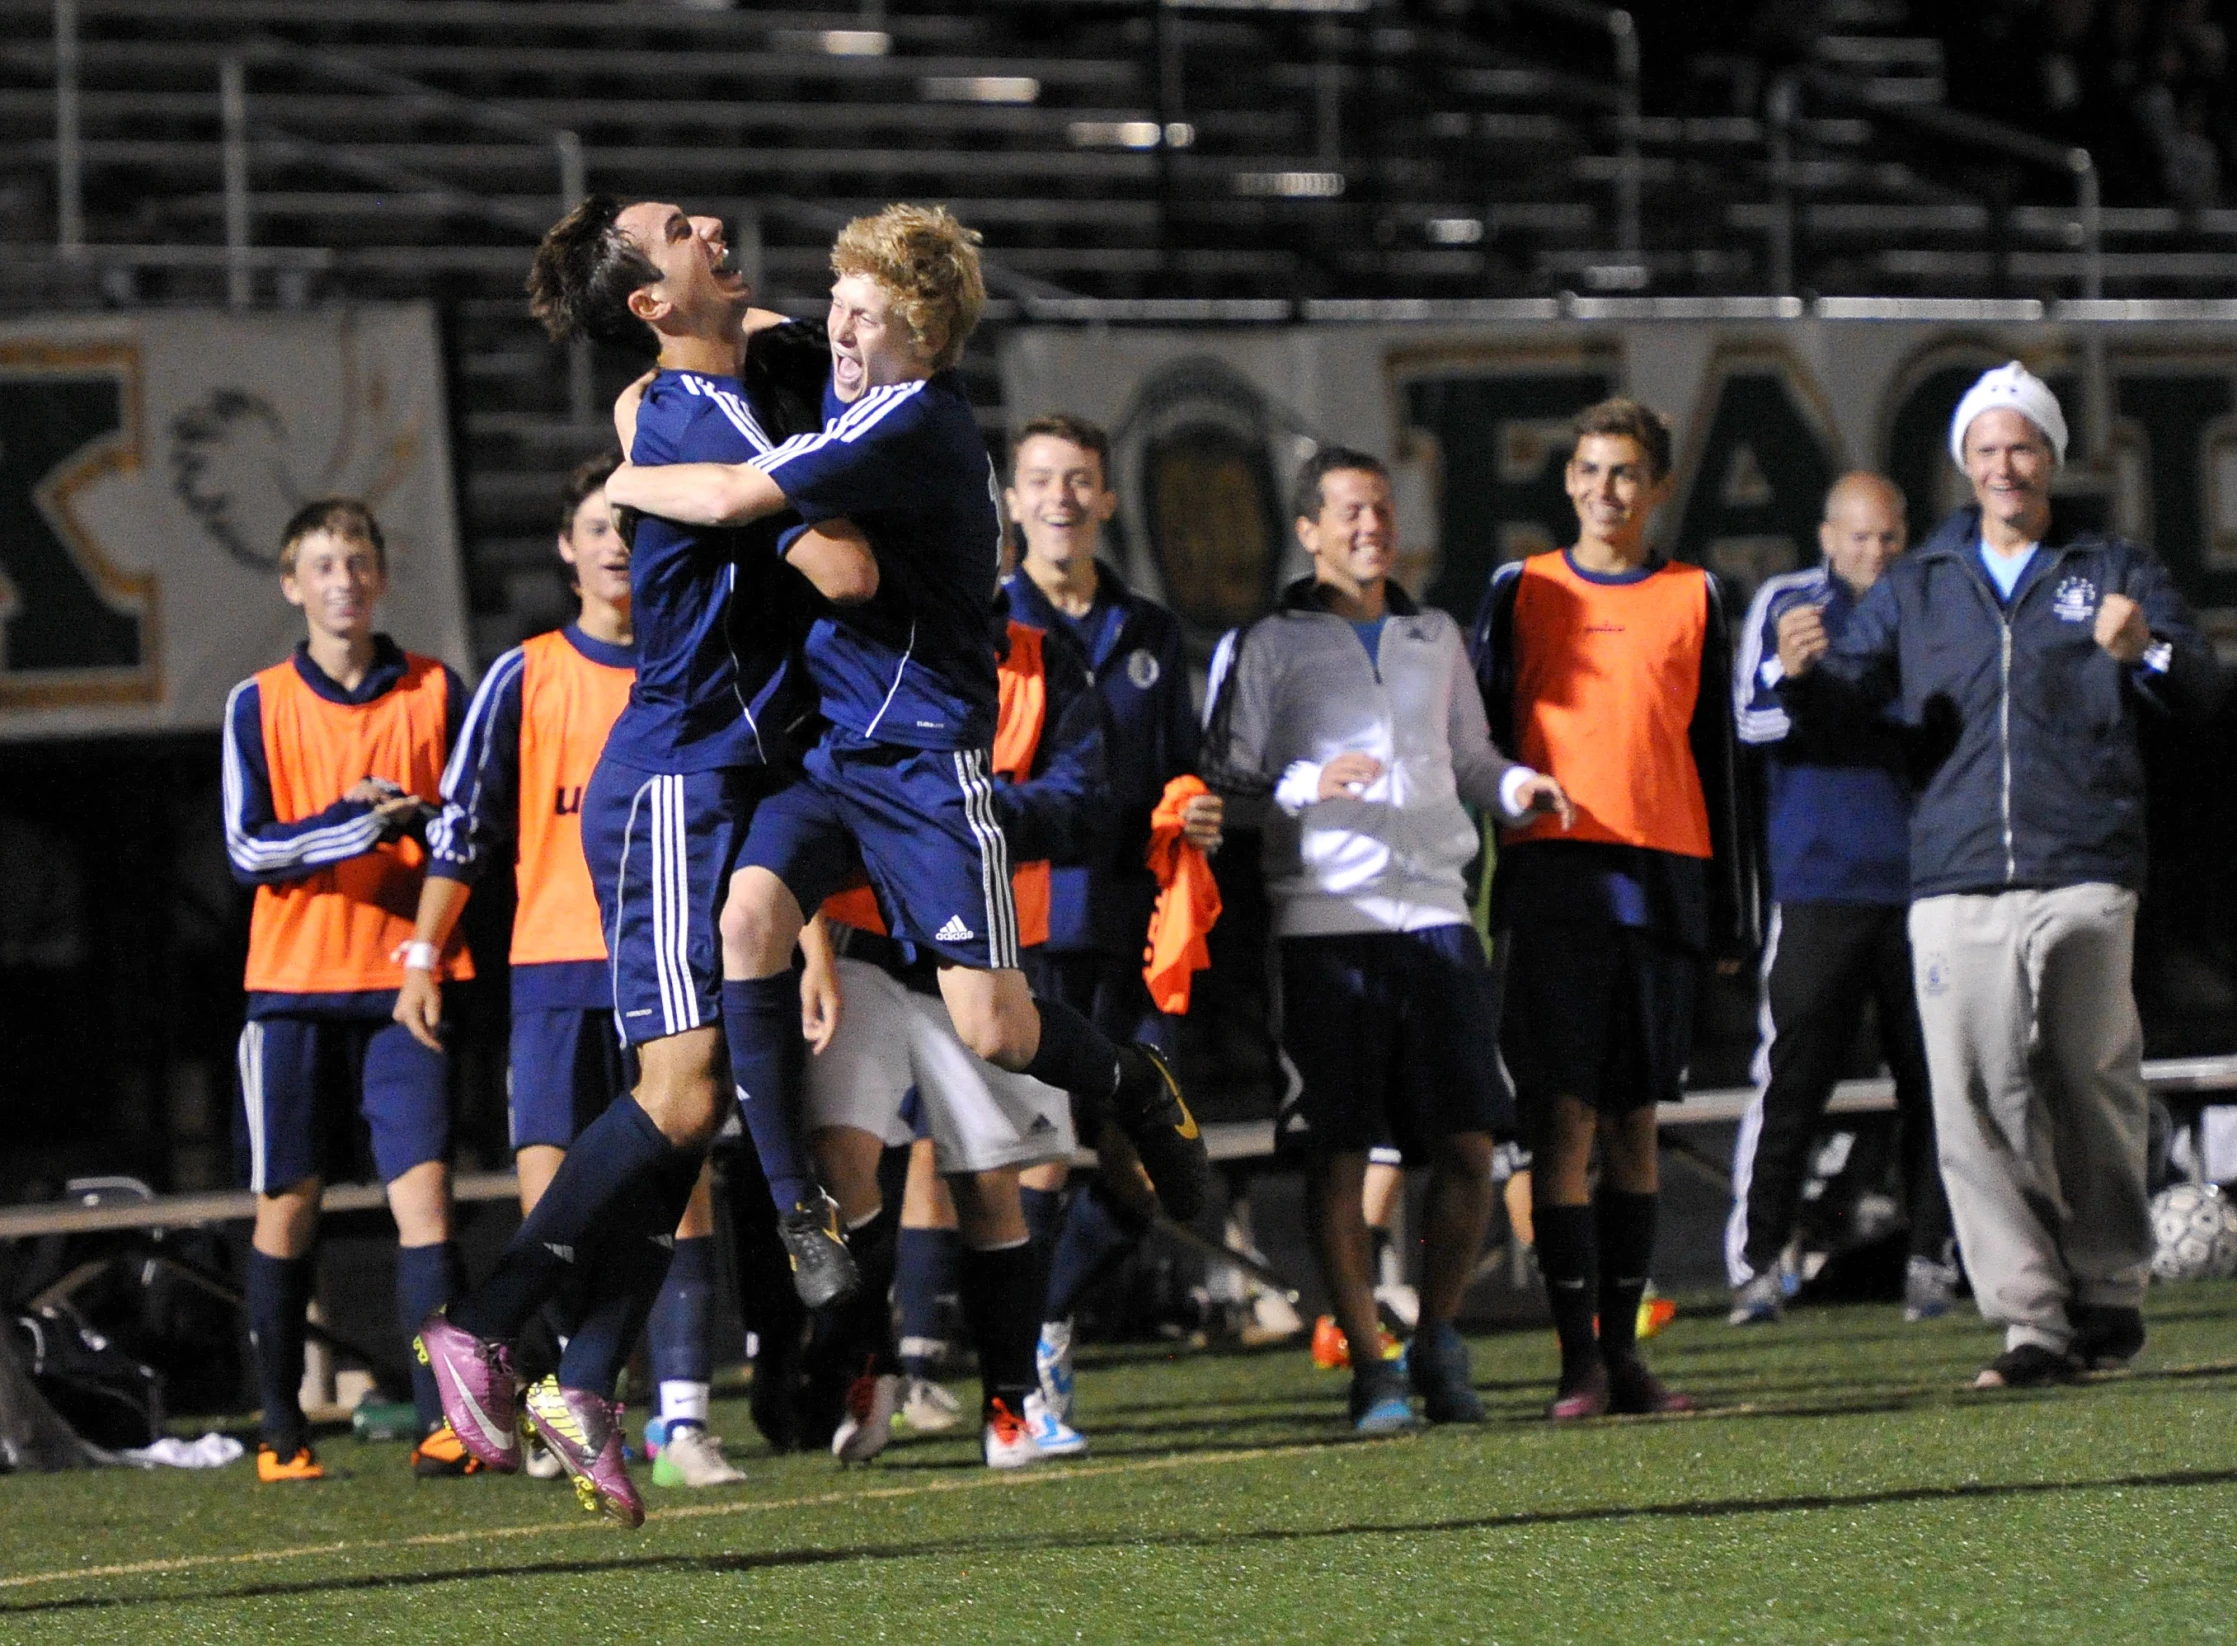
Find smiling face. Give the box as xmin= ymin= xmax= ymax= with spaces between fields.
xmin=1564 ymin=433 xmax=1665 ymax=552
xmin=1298 ymin=466 xmax=1398 ymax=596
xmin=1819 ymin=475 xmax=1907 ymax=592
xmin=1962 ymin=407 xmax=2056 ymax=538
xmin=558 ymin=486 xmax=631 ymax=610
xmin=1006 ymin=435 xmax=1116 ymax=573
xmin=614 ymin=200 xmax=751 ymax=338
xmin=282 ymin=529 xmax=386 ymax=644
xmin=827 ymin=271 xmax=938 ymax=403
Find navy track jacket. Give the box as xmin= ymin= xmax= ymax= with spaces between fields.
xmin=1782 ymin=503 xmax=2223 ymax=899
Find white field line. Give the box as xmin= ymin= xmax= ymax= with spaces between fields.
xmin=0 ymin=1441 xmax=1331 ymax=1594
xmin=12 ymin=1357 xmax=2236 ymax=1598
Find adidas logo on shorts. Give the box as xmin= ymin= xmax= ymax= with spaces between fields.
xmin=935 ymin=915 xmax=975 ymax=943
xmin=544 ymin=1242 xmax=575 ymax=1263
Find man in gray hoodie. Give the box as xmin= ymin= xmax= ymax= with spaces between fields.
xmin=1202 ymin=447 xmax=1570 ymax=1432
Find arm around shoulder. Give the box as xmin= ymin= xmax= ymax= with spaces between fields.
xmin=604 ymin=458 xmax=789 ymax=527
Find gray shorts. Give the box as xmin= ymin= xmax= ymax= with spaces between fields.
xmin=803 ymin=956 xmax=1076 ymax=1175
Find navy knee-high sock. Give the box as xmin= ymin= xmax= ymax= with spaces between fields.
xmin=556 ymin=1146 xmax=705 ymax=1399
xmin=247 ymin=1249 xmax=315 ymax=1452
xmin=395 ymin=1241 xmax=463 ymax=1433
xmin=958 ymin=1239 xmax=1038 ymax=1419
xmin=1044 ymin=1180 xmax=1151 ymax=1324
xmin=722 ymin=974 xmax=817 ymax=1211
xmin=1595 ymin=1189 xmax=1657 ymax=1365
xmin=895 ymin=1224 xmax=959 ymax=1378
xmin=1022 ymin=999 xmax=1123 ymax=1112
xmin=452 ymin=1099 xmax=676 ymax=1341
xmin=1534 ymin=1204 xmax=1600 ymax=1390
xmin=1019 ymin=1186 xmax=1064 ymax=1324
xmin=837 ymin=1201 xmax=903 ymax=1379
xmin=647 ymin=1235 xmax=715 ymax=1422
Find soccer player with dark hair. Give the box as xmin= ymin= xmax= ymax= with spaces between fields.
xmin=1204 ymin=446 xmax=1571 ymax=1432
xmin=416 ymin=195 xmax=876 ymax=1526
xmin=999 ymin=413 xmax=1223 ymax=1433
xmin=603 ymin=205 xmax=1212 ymax=1264
xmin=393 ymin=454 xmax=742 ymax=1487
xmin=1472 ymin=398 xmax=1757 ymax=1420
xmin=222 ymin=498 xmax=469 ymax=1482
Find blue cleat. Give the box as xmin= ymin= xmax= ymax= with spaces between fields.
xmin=1348 ymin=1365 xmax=1420 ymax=1435
xmin=1407 ymin=1321 xmax=1485 ymax=1424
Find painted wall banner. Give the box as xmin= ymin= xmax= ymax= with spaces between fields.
xmin=0 ymin=305 xmax=467 ymax=739
xmin=1001 ymin=320 xmax=2237 ymax=650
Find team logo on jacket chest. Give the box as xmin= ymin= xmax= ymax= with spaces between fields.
xmin=2051 ymin=575 xmax=2097 ymax=624
xmin=1126 ymin=649 xmax=1161 ymax=688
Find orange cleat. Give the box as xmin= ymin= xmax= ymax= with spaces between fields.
xmin=410 ymin=1419 xmax=486 ymax=1477
xmin=256 ymin=1442 xmax=325 ymax=1482
xmin=1637 ymin=1292 xmax=1679 ymax=1340
xmin=1309 ymin=1315 xmax=1401 ymax=1369
xmin=1311 ymin=1314 xmax=1349 ymax=1369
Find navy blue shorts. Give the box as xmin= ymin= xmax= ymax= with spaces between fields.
xmin=1500 ymin=920 xmax=1697 ymax=1135
xmin=234 ymin=1013 xmax=448 ymax=1193
xmin=1274 ymin=925 xmax=1510 ymax=1161
xmin=584 ymin=757 xmax=776 ymax=1047
xmin=742 ymin=732 xmax=1021 ymax=971
xmin=508 ymin=1006 xmax=639 ymax=1151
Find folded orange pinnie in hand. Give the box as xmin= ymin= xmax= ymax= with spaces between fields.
xmin=1143 ymin=774 xmax=1223 ymax=1014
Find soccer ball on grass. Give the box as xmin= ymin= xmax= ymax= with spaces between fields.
xmin=2148 ymin=1182 xmax=2237 ymax=1282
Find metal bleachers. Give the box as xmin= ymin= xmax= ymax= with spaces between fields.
xmin=4 ymin=0 xmax=2229 ymax=654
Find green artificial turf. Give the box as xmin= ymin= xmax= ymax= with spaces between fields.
xmin=4 ymin=1285 xmax=2235 ymax=1644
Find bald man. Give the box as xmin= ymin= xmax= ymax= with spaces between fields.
xmin=1726 ymin=472 xmax=1954 ymax=1326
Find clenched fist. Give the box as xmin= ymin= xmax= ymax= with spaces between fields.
xmin=2094 ymin=591 xmax=2149 ymax=664
xmin=1775 ymin=601 xmax=1829 ymax=678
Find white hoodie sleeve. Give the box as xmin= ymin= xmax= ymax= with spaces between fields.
xmin=1445 ymin=641 xmax=1533 ymax=821
xmin=1200 ymin=622 xmax=1281 ymax=830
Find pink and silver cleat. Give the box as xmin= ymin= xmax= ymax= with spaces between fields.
xmin=522 ymin=1375 xmax=644 ymax=1528
xmin=414 ymin=1309 xmax=520 ymax=1472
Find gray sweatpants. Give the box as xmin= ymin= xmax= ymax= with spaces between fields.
xmin=1908 ymin=885 xmax=2151 ymax=1353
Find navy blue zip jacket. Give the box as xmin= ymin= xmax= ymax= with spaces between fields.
xmin=1782 ymin=502 xmax=2223 ymax=898
xmin=1003 ymin=561 xmax=1197 ymax=955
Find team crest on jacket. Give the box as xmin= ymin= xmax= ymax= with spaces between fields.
xmin=2052 ymin=575 xmax=2097 ymax=624
xmin=1126 ymin=649 xmax=1161 ymax=688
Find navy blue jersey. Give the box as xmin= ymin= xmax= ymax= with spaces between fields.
xmin=604 ymin=367 xmax=805 ymax=774
xmin=761 ymin=372 xmax=1002 ymax=750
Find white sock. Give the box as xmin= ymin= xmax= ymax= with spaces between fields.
xmin=660 ymin=1379 xmax=710 ymax=1426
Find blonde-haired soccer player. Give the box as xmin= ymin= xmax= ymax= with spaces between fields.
xmin=605 ymin=205 xmax=1212 ymax=1270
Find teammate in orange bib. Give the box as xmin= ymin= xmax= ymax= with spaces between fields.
xmin=220 ymin=499 xmax=469 ymax=1481
xmin=1471 ymin=399 xmax=1758 ymax=1425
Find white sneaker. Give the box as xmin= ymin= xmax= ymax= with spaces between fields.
xmin=1034 ymin=1320 xmax=1074 ymax=1422
xmin=1373 ymin=1280 xmax=1421 ymax=1333
xmin=832 ymin=1372 xmax=901 ymax=1465
xmin=983 ymin=1397 xmax=1039 ymax=1470
xmin=900 ymin=1376 xmax=964 ymax=1433
xmin=652 ymin=1423 xmax=746 ymax=1487
xmin=522 ymin=1432 xmax=565 ymax=1481
xmin=1022 ymin=1390 xmax=1086 ymax=1457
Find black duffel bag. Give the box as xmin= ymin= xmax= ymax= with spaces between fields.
xmin=10 ymin=1303 xmax=165 ymax=1450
